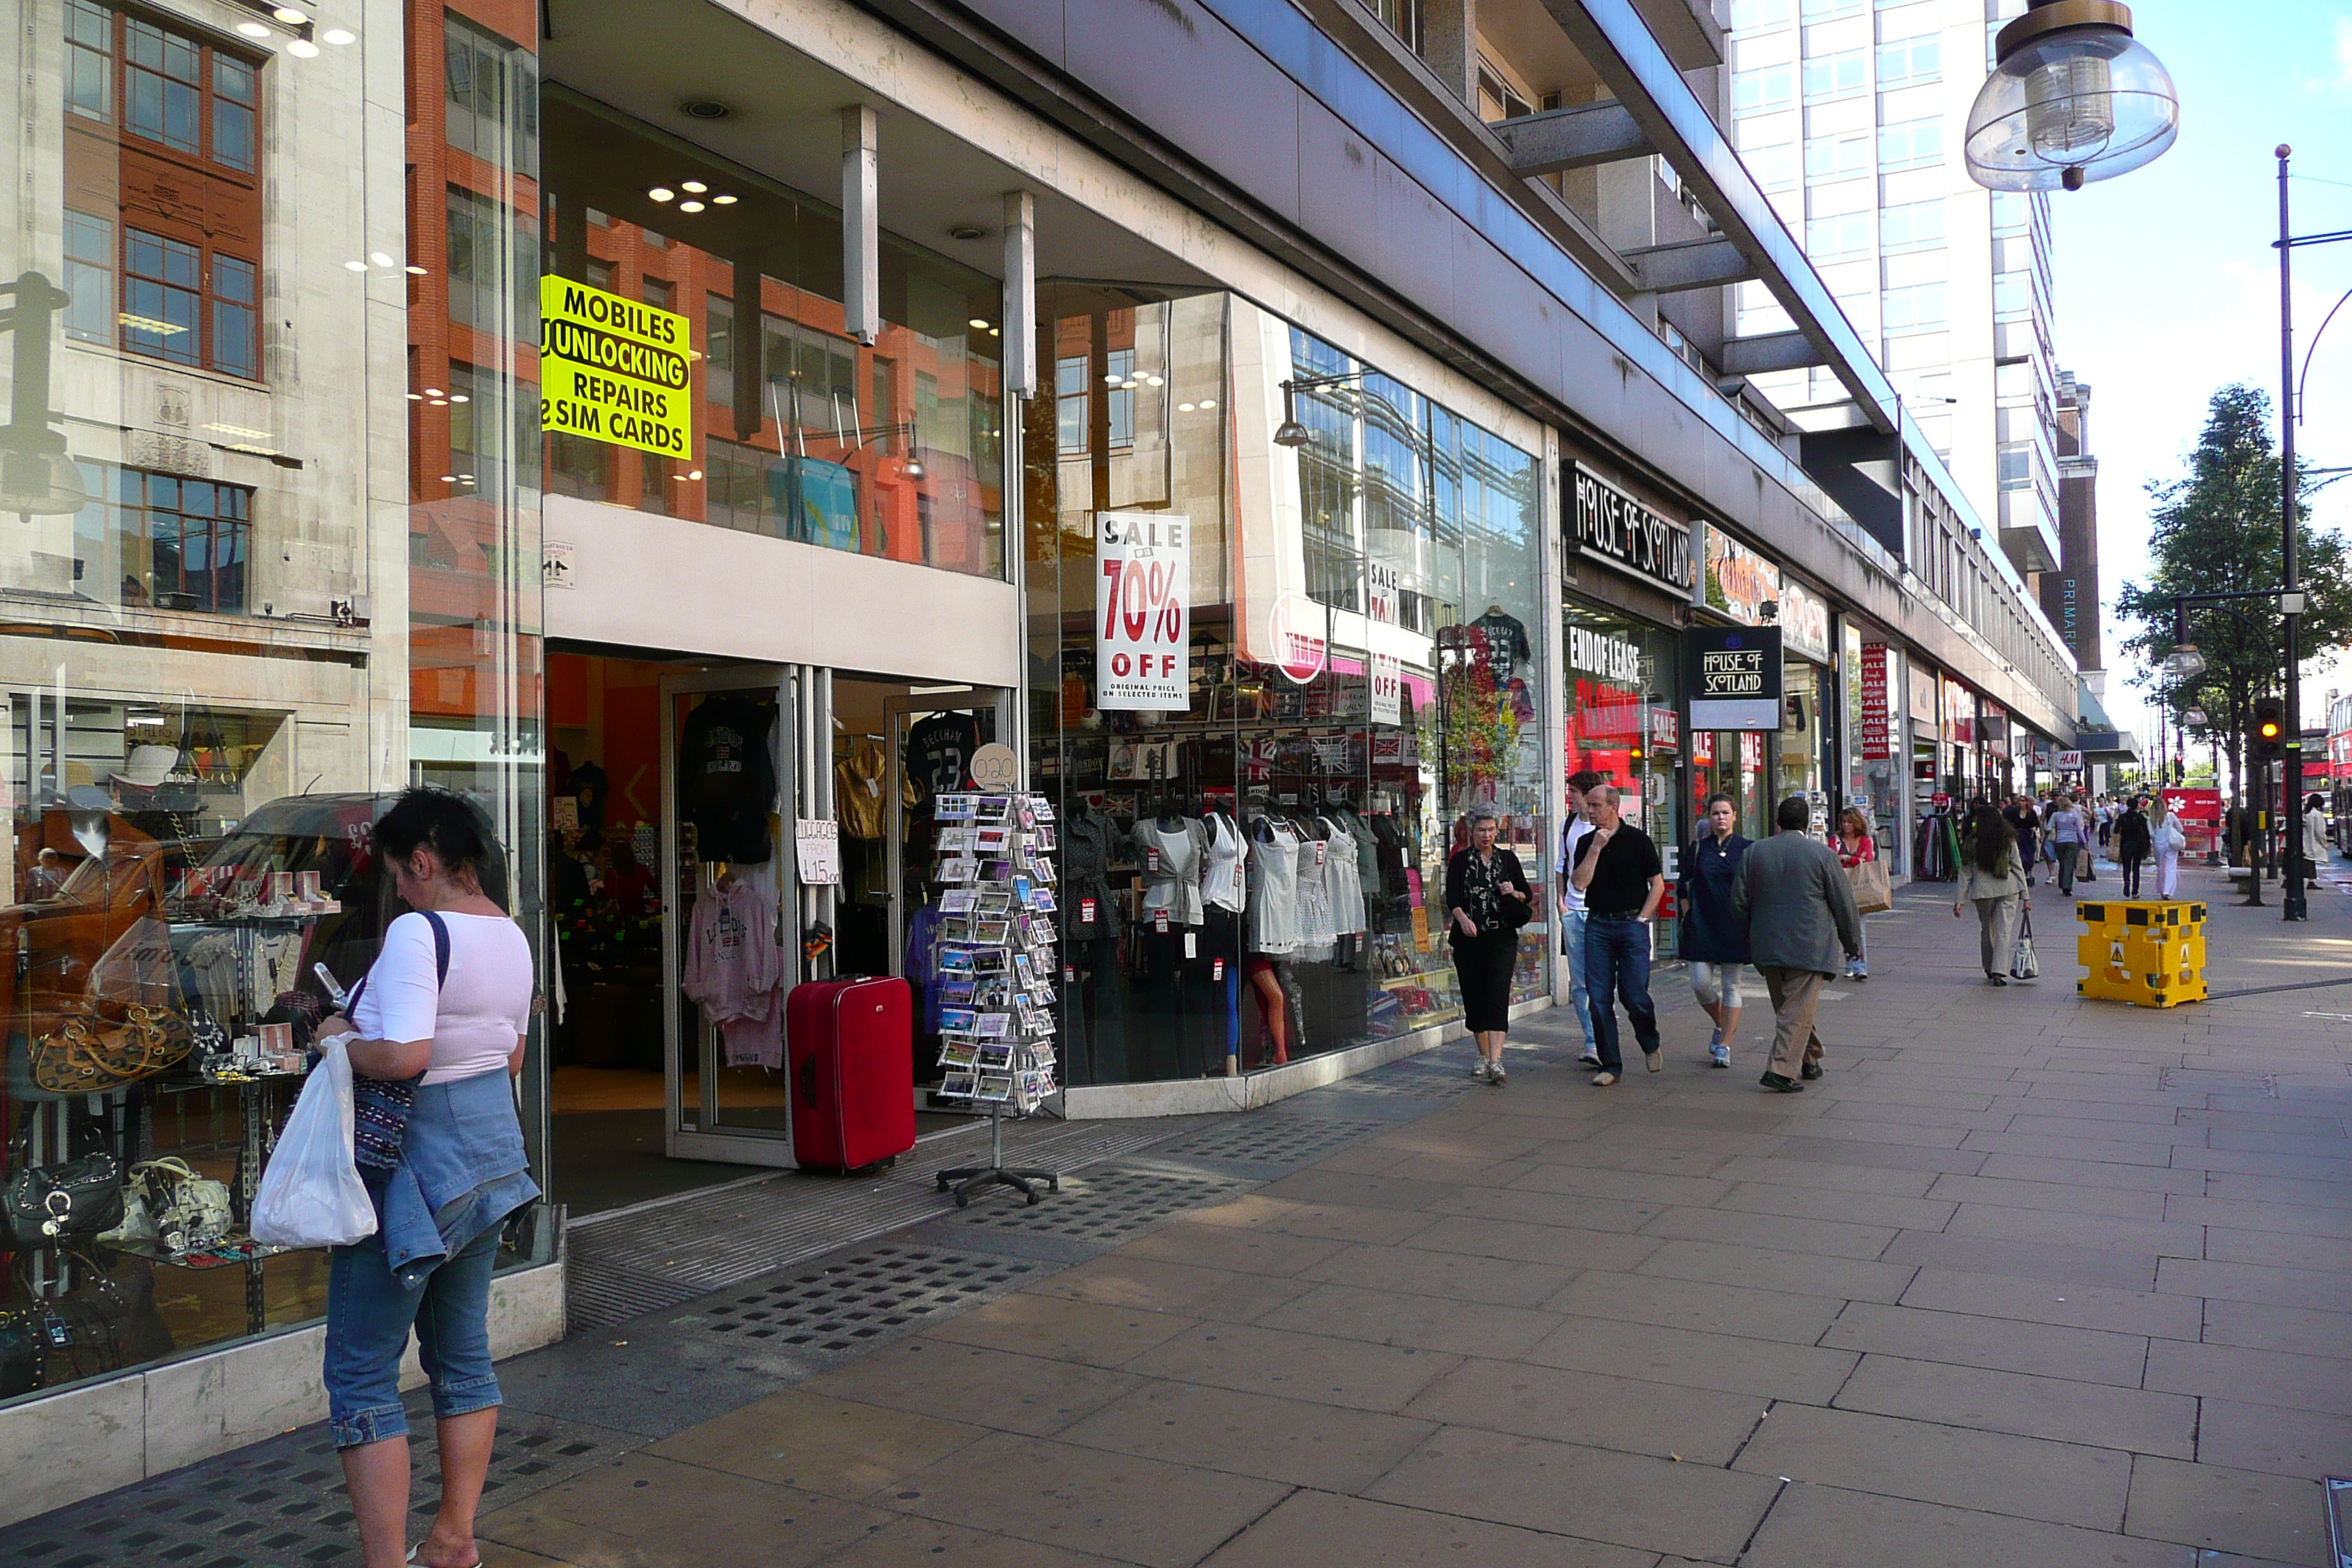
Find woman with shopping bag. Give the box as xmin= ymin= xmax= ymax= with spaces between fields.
xmin=308 ymin=789 xmax=538 ymax=1568
xmin=1953 ymin=804 xmax=2031 ymax=987
xmin=2150 ymin=799 xmax=2188 ymax=900
xmin=1836 ymin=807 xmax=1888 ymax=982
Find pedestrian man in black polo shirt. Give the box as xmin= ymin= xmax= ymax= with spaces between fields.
xmin=1570 ymin=783 xmax=1665 ymax=1086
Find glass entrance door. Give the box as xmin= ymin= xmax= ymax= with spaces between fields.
xmin=661 ymin=666 xmax=797 ymax=1164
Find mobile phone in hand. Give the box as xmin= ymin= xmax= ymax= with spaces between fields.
xmin=312 ymin=962 xmax=350 ymax=1009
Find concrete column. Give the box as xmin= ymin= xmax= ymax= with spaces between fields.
xmin=1001 ymin=191 xmax=1036 ymax=400
xmin=842 ymin=105 xmax=878 ymax=345
xmin=1420 ymin=0 xmax=1478 ymax=108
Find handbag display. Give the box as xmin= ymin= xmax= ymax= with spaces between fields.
xmin=129 ymin=1158 xmax=233 ymax=1253
xmin=1847 ymin=856 xmax=1893 ymax=914
xmin=3 ymin=1150 xmax=124 ymax=1250
xmin=2010 ymin=908 xmax=2040 ymax=981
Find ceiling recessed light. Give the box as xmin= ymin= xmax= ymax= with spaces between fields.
xmin=405 ymin=392 xmax=423 ymax=401
xmin=449 ymin=394 xmax=470 ymax=404
xmin=236 ymin=20 xmax=269 ymax=37
xmin=406 ymin=264 xmax=427 ymax=275
xmin=970 ymin=318 xmax=990 ymax=329
xmin=1145 ymin=374 xmax=1164 ymax=386
xmin=321 ymin=26 xmax=354 ymax=44
xmin=343 ymin=259 xmax=368 ymax=271
xmin=286 ymin=38 xmax=319 ymax=57
xmin=947 ymin=225 xmax=987 ymax=241
xmin=273 ymin=5 xmax=308 ymax=20
xmin=989 ymin=327 xmax=1000 ymax=336
xmin=648 ymin=186 xmax=675 ymax=202
xmin=439 ymin=475 xmax=457 ymax=483
xmin=689 ymin=470 xmax=703 ymax=480
xmin=1199 ymin=399 xmax=1218 ymax=410
xmin=1178 ymin=402 xmax=1196 ymax=412
xmin=680 ymin=181 xmax=707 ymax=194
xmin=712 ymin=193 xmax=737 ymax=205
xmin=681 ymin=99 xmax=731 ymax=120
xmin=369 ymin=252 xmax=396 ymax=268
xmin=425 ymin=388 xmax=442 ymax=396
xmin=678 ymin=200 xmax=705 ymax=214
xmin=1104 ymin=374 xmax=1123 ymax=385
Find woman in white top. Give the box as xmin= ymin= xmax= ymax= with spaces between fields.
xmin=2149 ymin=799 xmax=2188 ymax=899
xmin=314 ymin=789 xmax=535 ymax=1568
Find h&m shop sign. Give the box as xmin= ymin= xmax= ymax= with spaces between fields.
xmin=1572 ymin=463 xmax=1693 ymax=595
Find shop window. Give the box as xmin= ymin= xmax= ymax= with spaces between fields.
xmin=1056 ymin=355 xmax=1089 ymax=454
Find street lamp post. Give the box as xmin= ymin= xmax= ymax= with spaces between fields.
xmin=1964 ymin=2 xmax=2179 ymax=193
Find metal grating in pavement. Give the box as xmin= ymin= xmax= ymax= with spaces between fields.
xmin=1164 ymin=1115 xmax=1390 ymax=1166
xmin=958 ymin=1166 xmax=1244 ymax=1240
xmin=563 ymin=1117 xmax=1193 ymax=1328
xmin=0 ymin=1400 xmax=633 ymax=1568
xmin=677 ymin=1243 xmax=1037 ymax=1357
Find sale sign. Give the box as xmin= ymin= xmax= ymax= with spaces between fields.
xmin=1096 ymin=513 xmax=1191 ymax=710
xmin=1370 ymin=653 xmax=1401 ymax=725
xmin=1860 ymin=641 xmax=1891 ymax=761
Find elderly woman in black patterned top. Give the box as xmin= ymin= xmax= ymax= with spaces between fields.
xmin=1446 ymin=807 xmax=1531 ymax=1085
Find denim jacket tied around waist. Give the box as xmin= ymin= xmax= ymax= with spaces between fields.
xmin=363 ymin=1066 xmax=539 ymax=1289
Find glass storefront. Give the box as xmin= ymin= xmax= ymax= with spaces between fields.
xmin=1564 ymin=603 xmax=1681 ymax=949
xmin=1844 ymin=625 xmax=1906 ymax=875
xmin=0 ymin=0 xmax=545 ymax=1405
xmin=538 ymin=91 xmax=1005 ymax=578
xmin=1026 ymin=296 xmax=1546 ymax=1079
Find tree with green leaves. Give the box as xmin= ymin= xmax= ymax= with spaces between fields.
xmin=2114 ymin=384 xmax=2352 ymax=811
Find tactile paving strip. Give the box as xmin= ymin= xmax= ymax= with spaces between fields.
xmin=679 ymin=1243 xmax=1039 ymax=1358
xmin=1164 ymin=1115 xmax=1391 ymax=1166
xmin=0 ymin=1401 xmax=633 ymax=1568
xmin=958 ymin=1166 xmax=1243 ymax=1240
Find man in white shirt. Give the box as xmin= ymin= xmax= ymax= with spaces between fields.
xmin=1557 ymin=769 xmax=1603 ymax=1066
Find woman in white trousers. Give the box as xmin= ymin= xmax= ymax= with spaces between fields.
xmin=2151 ymin=801 xmax=2185 ymax=899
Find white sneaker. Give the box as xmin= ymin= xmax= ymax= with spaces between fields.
xmin=1644 ymin=1048 xmax=1664 ymax=1074
xmin=1709 ymin=1043 xmax=1730 ymax=1068
xmin=1488 ymin=1062 xmax=1507 ymax=1086
xmin=1469 ymin=1060 xmax=1490 ymax=1081
xmin=1591 ymin=1071 xmax=1619 ymax=1087
xmin=1576 ymin=1049 xmax=1602 ymax=1067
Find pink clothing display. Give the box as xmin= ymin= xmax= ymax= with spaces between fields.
xmin=683 ymin=878 xmax=786 ymax=1067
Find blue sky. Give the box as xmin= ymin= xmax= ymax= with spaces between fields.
xmin=2052 ymin=3 xmax=2352 ymax=754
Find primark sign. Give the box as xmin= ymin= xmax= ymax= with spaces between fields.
xmin=1572 ymin=464 xmax=1695 ymax=595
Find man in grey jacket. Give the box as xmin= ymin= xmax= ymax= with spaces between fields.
xmin=1731 ymin=796 xmax=1864 ymax=1093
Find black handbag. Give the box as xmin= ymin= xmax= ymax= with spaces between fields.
xmin=3 ymin=1149 xmax=125 ymax=1251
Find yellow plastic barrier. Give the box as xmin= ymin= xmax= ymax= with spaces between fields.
xmin=2074 ymin=901 xmax=2208 ymax=1007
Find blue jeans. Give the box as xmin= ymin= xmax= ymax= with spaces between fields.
xmin=326 ymin=1197 xmax=505 ymax=1450
xmin=1583 ymin=916 xmax=1661 ymax=1073
xmin=1560 ymin=908 xmax=1596 ymax=1053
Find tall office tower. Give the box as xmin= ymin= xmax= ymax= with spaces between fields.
xmin=1725 ymin=0 xmax=2060 ymax=584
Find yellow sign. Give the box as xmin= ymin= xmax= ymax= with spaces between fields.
xmin=539 ymin=276 xmax=693 ymax=459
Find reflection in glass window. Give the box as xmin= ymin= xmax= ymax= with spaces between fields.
xmin=1056 ymin=355 xmax=1088 ymax=454
xmin=66 ymin=0 xmax=110 ymax=121
xmin=122 ymin=227 xmax=200 ymax=365
xmin=63 ymin=211 xmax=114 ymax=342
xmin=124 ymin=14 xmax=201 ymax=153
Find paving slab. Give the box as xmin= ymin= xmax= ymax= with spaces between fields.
xmin=2123 ymin=1454 xmax=2332 ymax=1566
xmin=1832 ymin=1354 xmax=2196 ymax=1458
xmin=1199 ymin=1489 xmax=1659 ymax=1568
xmin=1740 ymin=1480 xmax=2200 ymax=1568
xmin=1123 ymin=1319 xmax=1461 ymax=1413
xmin=1403 ymin=1355 xmax=1769 ymax=1463
xmin=1055 ymin=1379 xmax=1439 ymax=1491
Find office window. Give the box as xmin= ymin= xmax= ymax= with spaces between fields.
xmin=1801 ymin=0 xmax=1864 ymax=15
xmin=80 ymin=466 xmax=254 ymax=612
xmin=124 ymin=14 xmax=200 ymax=152
xmin=1803 ymin=49 xmax=1867 ymax=102
xmin=1878 ymin=116 xmax=1942 ymax=171
xmin=1730 ymin=0 xmax=1790 ymax=29
xmin=1997 ymin=440 xmax=2031 ymax=490
xmin=1805 ymin=211 xmax=1872 ymax=260
xmin=1881 ymin=282 xmax=1947 ymax=334
xmin=705 ymin=293 xmax=735 ymax=407
xmin=1875 ymin=34 xmax=1940 ymax=88
xmin=1055 ymin=355 xmax=1088 ymax=454
xmin=65 ymin=0 xmax=110 ymax=121
xmin=63 ymin=211 xmax=115 ymax=343
xmin=1734 ymin=64 xmax=1795 ymax=116
xmin=1747 ymin=142 xmax=1799 ymax=191
xmin=443 ymin=13 xmax=539 ymax=174
xmin=1991 ymin=192 xmax=2031 ymax=236
xmin=1805 ymin=132 xmax=1870 ymax=181
xmin=121 ymin=227 xmax=200 ymax=366
xmin=1994 ymin=270 xmax=2032 ymax=320
xmin=1106 ymin=348 xmax=1135 ymax=448
xmin=1880 ymin=198 xmax=1945 ymax=252
xmin=211 ymin=253 xmax=256 ymax=378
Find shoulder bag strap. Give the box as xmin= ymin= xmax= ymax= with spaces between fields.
xmin=347 ymin=911 xmax=451 ymax=1015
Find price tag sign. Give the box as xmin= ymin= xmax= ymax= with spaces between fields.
xmin=1096 ymin=512 xmax=1191 ymax=710
xmin=795 ymin=819 xmax=840 ymax=886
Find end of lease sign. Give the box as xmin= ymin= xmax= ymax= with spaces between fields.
xmin=540 ymin=276 xmax=693 ymax=459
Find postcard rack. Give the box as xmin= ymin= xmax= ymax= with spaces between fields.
xmin=928 ymin=790 xmax=1063 ymax=1207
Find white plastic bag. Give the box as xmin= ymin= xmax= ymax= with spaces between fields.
xmin=250 ymin=1036 xmax=377 ymax=1248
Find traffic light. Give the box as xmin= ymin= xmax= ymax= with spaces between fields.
xmin=2254 ymin=696 xmax=2286 ymax=760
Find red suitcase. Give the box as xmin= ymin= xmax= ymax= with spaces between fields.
xmin=786 ymin=976 xmax=917 ymax=1172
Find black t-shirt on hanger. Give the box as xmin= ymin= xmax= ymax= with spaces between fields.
xmin=679 ymin=696 xmax=777 ymax=863
xmin=905 ymin=712 xmax=981 ymax=798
